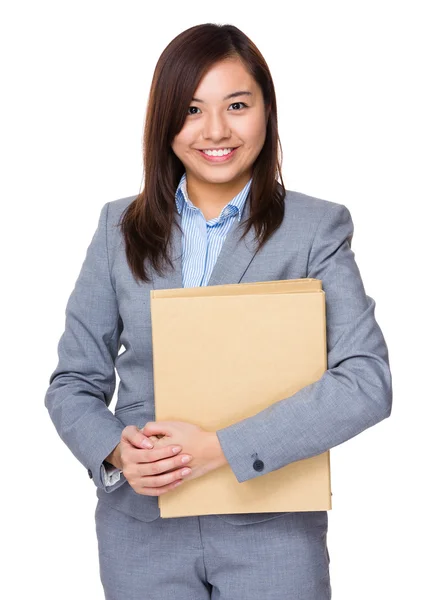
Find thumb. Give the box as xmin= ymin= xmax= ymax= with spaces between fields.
xmin=121 ymin=425 xmax=154 ymax=449
xmin=142 ymin=421 xmax=171 ymax=437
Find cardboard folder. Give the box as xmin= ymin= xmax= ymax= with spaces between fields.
xmin=150 ymin=278 xmax=331 ymax=518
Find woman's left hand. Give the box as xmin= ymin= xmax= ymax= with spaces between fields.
xmin=141 ymin=420 xmax=226 ymax=483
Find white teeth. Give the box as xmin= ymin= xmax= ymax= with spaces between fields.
xmin=202 ymin=148 xmax=233 ymax=157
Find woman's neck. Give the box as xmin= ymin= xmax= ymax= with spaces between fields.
xmin=185 ymin=172 xmax=251 ymax=219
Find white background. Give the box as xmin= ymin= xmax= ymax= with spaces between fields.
xmin=2 ymin=1 xmax=436 ymax=598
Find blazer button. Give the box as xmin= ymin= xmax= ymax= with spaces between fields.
xmin=87 ymin=468 xmax=93 ymax=479
xmin=253 ymin=459 xmax=264 ymax=472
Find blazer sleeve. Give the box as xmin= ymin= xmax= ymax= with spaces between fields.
xmin=216 ymin=202 xmax=393 ymax=484
xmin=44 ymin=202 xmax=127 ymax=493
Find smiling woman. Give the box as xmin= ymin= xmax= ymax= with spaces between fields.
xmin=44 ymin=20 xmax=392 ymax=600
xmin=118 ymin=22 xmax=285 ymax=283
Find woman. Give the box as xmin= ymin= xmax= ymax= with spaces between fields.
xmin=45 ymin=23 xmax=392 ymax=600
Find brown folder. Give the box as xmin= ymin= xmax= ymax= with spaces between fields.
xmin=150 ymin=278 xmax=331 ymax=518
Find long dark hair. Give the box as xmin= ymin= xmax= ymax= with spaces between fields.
xmin=119 ymin=23 xmax=286 ymax=284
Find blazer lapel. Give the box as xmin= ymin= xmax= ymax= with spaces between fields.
xmin=151 ymin=197 xmax=259 ymax=290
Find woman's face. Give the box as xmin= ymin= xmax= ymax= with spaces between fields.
xmin=171 ymin=57 xmax=268 ymax=187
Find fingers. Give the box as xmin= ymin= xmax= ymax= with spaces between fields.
xmin=140 ymin=442 xmax=181 ymax=461
xmin=137 ymin=443 xmax=191 ymax=471
xmin=138 ymin=464 xmax=191 ymax=495
xmin=121 ymin=425 xmax=154 ymax=449
xmin=137 ymin=448 xmax=192 ymax=486
xmin=120 ymin=426 xmax=193 ymax=497
xmin=123 ymin=444 xmax=192 ymax=495
xmin=140 ymin=478 xmax=185 ymax=496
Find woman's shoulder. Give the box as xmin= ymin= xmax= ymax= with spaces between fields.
xmin=108 ymin=194 xmax=138 ymax=217
xmin=99 ymin=195 xmax=137 ymax=236
xmin=283 ymin=189 xmax=354 ymax=247
xmin=284 ymin=188 xmax=348 ymax=221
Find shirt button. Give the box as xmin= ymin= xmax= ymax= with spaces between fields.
xmin=253 ymin=459 xmax=264 ymax=472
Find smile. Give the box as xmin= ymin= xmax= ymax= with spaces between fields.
xmin=196 ymin=147 xmax=239 ymax=163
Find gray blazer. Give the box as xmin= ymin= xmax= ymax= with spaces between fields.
xmin=44 ymin=189 xmax=392 ymax=525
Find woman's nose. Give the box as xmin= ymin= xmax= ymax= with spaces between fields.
xmin=202 ymin=112 xmax=231 ymax=141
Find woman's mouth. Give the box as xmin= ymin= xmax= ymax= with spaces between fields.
xmin=196 ymin=147 xmax=239 ymax=163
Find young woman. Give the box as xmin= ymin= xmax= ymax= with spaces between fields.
xmin=45 ymin=22 xmax=392 ymax=600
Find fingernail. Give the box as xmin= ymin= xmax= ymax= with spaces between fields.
xmin=142 ymin=439 xmax=153 ymax=449
xmin=172 ymin=446 xmax=181 ymax=453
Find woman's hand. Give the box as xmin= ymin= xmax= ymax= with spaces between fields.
xmin=142 ymin=420 xmax=227 ymax=483
xmin=118 ymin=426 xmax=194 ymax=496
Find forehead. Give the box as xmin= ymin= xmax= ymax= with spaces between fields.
xmin=193 ymin=58 xmax=257 ymax=99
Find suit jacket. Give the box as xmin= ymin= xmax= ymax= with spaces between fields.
xmin=44 ymin=188 xmax=392 ymax=525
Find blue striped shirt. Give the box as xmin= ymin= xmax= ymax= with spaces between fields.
xmin=102 ymin=171 xmax=253 ymax=486
xmin=175 ymin=171 xmax=253 ymax=288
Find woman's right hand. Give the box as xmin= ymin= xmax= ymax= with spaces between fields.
xmin=118 ymin=425 xmax=193 ymax=496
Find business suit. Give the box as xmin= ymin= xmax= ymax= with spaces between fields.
xmin=45 ymin=185 xmax=392 ymax=598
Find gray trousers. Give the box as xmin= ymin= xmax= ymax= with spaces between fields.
xmin=94 ymin=498 xmax=331 ymax=599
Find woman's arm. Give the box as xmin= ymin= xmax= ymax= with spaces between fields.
xmin=215 ymin=202 xmax=393 ymax=483
xmin=44 ymin=202 xmax=127 ymax=493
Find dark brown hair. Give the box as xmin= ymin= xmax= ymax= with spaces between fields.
xmin=119 ymin=23 xmax=286 ymax=284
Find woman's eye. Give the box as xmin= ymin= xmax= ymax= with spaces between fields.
xmin=229 ymin=102 xmax=247 ymax=110
xmin=187 ymin=102 xmax=248 ymax=115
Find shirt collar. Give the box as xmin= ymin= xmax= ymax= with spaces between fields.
xmin=175 ymin=171 xmax=252 ymax=222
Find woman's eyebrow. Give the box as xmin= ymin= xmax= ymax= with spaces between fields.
xmin=191 ymin=90 xmax=253 ymax=103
